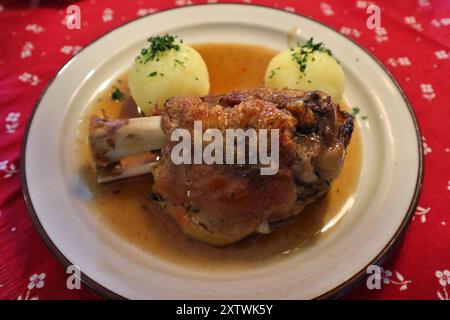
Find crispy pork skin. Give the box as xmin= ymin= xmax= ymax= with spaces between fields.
xmin=151 ymin=88 xmax=353 ymax=245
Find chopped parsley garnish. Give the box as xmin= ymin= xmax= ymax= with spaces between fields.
xmin=137 ymin=34 xmax=181 ymax=64
xmin=148 ymin=71 xmax=164 ymax=77
xmin=350 ymin=107 xmax=368 ymax=119
xmin=268 ymin=70 xmax=276 ymax=79
xmin=268 ymin=67 xmax=281 ymax=79
xmin=291 ymin=37 xmax=333 ymax=76
xmin=351 ymin=107 xmax=360 ymax=117
xmin=111 ymin=87 xmax=125 ymax=101
xmin=174 ymin=59 xmax=185 ymax=68
xmin=195 ymin=77 xmax=199 ymax=81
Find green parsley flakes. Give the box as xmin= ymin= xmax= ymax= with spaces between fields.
xmin=137 ymin=34 xmax=180 ymax=64
xmin=291 ymin=37 xmax=333 ymax=76
xmin=351 ymin=107 xmax=360 ymax=116
xmin=148 ymin=71 xmax=164 ymax=77
xmin=268 ymin=66 xmax=281 ymax=79
xmin=111 ymin=87 xmax=125 ymax=101
xmin=174 ymin=59 xmax=186 ymax=68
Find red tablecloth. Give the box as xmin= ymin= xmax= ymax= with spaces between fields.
xmin=0 ymin=0 xmax=449 ymax=300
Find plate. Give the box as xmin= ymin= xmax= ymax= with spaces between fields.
xmin=21 ymin=3 xmax=423 ymax=299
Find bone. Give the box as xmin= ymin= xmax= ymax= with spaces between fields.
xmin=97 ymin=162 xmax=158 ymax=183
xmin=89 ymin=116 xmax=164 ymax=164
xmin=89 ymin=116 xmax=164 ymax=183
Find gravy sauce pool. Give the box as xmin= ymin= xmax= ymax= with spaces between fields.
xmin=75 ymin=43 xmax=362 ymax=271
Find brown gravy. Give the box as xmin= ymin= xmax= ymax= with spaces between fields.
xmin=75 ymin=43 xmax=362 ymax=271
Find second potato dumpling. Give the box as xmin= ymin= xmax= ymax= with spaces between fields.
xmin=128 ymin=34 xmax=210 ymax=115
xmin=264 ymin=38 xmax=345 ymax=103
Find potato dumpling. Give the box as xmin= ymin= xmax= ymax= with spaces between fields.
xmin=128 ymin=34 xmax=209 ymax=115
xmin=264 ymin=39 xmax=344 ymax=103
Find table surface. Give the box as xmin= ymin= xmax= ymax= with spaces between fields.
xmin=0 ymin=0 xmax=449 ymax=300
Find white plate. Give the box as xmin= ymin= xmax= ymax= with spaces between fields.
xmin=22 ymin=4 xmax=422 ymax=299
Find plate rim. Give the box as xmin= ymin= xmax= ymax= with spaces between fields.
xmin=20 ymin=2 xmax=424 ymax=300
